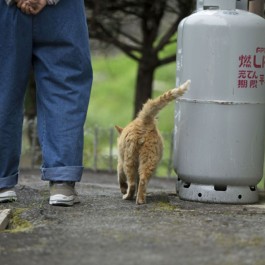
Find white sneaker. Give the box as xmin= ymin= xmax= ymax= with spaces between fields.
xmin=49 ymin=182 xmax=80 ymax=206
xmin=0 ymin=188 xmax=17 ymax=202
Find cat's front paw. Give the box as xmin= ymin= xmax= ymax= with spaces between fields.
xmin=120 ymin=187 xmax=127 ymax=194
xmin=136 ymin=197 xmax=146 ymax=205
xmin=122 ymin=193 xmax=134 ymax=200
xmin=120 ymin=182 xmax=128 ymax=194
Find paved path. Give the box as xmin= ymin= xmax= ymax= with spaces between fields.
xmin=0 ymin=169 xmax=265 ymax=265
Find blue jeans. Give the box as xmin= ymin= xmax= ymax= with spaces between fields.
xmin=0 ymin=0 xmax=93 ymax=188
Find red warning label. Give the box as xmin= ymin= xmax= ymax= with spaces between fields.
xmin=237 ymin=47 xmax=265 ymax=89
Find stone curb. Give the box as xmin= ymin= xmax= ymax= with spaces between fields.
xmin=0 ymin=209 xmax=11 ymax=231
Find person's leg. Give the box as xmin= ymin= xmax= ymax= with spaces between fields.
xmin=33 ymin=0 xmax=92 ymax=187
xmin=0 ymin=2 xmax=32 ymax=199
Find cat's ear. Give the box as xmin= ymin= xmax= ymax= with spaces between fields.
xmin=115 ymin=125 xmax=123 ymax=134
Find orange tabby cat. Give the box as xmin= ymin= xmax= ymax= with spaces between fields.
xmin=115 ymin=80 xmax=190 ymax=204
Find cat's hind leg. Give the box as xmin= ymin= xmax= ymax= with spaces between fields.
xmin=117 ymin=160 xmax=127 ymax=194
xmin=122 ymin=160 xmax=137 ymax=200
xmin=136 ymin=172 xmax=153 ymax=205
xmin=137 ymin=152 xmax=161 ymax=205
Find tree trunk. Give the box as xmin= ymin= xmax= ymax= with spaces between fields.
xmin=133 ymin=62 xmax=156 ymax=118
xmin=249 ymin=0 xmax=265 ymax=17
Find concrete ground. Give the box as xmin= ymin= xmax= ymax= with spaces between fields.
xmin=1 ymin=169 xmax=265 ymax=265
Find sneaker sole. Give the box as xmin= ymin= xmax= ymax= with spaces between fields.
xmin=49 ymin=194 xmax=79 ymax=206
xmin=0 ymin=191 xmax=17 ymax=203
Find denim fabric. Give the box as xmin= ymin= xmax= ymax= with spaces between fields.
xmin=0 ymin=0 xmax=93 ymax=188
xmin=5 ymin=0 xmax=16 ymax=6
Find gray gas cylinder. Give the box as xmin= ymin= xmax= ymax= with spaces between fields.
xmin=174 ymin=0 xmax=265 ymax=203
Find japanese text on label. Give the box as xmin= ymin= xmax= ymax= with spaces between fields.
xmin=237 ymin=47 xmax=265 ymax=89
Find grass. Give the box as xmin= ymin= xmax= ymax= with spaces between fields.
xmin=86 ymin=51 xmax=176 ymax=132
xmin=86 ymin=54 xmax=136 ymax=128
xmin=3 ymin=208 xmax=33 ymax=233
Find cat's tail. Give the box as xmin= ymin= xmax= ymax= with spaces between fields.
xmin=137 ymin=80 xmax=190 ymax=121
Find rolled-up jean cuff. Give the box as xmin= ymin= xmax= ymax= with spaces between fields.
xmin=0 ymin=171 xmax=18 ymax=189
xmin=41 ymin=166 xmax=83 ymax=182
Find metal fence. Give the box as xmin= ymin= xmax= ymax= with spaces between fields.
xmin=21 ymin=119 xmax=175 ymax=177
xmin=20 ymin=119 xmax=265 ymax=188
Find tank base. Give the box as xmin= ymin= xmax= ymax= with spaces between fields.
xmin=177 ymin=180 xmax=259 ymax=204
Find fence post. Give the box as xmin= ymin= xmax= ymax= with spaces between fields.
xmin=93 ymin=126 xmax=99 ymax=171
xmin=167 ymin=131 xmax=174 ymax=177
xmin=109 ymin=127 xmax=114 ymax=172
xmin=30 ymin=118 xmax=39 ymax=169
